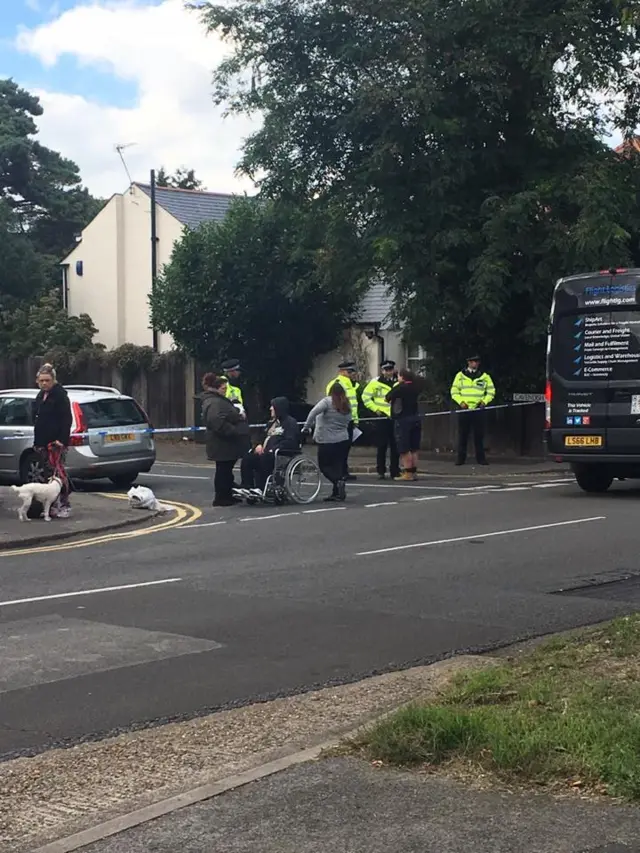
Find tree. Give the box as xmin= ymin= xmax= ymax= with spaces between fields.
xmin=198 ymin=0 xmax=640 ymax=394
xmin=150 ymin=196 xmax=369 ymax=404
xmin=156 ymin=167 xmax=203 ymax=190
xmin=0 ymin=289 xmax=100 ymax=358
xmin=0 ymin=78 xmax=101 ymax=295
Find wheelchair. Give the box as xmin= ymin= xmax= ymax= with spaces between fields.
xmin=238 ymin=448 xmax=322 ymax=506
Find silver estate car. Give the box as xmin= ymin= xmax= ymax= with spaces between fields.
xmin=0 ymin=385 xmax=156 ymax=486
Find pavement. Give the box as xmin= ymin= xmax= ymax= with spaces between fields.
xmin=0 ymin=490 xmax=156 ymax=551
xmin=1 ymin=447 xmax=640 ymax=851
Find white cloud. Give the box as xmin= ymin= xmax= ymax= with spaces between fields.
xmin=15 ymin=0 xmax=257 ymax=197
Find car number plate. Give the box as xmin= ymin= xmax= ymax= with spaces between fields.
xmin=106 ymin=433 xmax=134 ymax=443
xmin=564 ymin=435 xmax=603 ymax=447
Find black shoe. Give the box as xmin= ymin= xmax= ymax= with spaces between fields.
xmin=455 ymin=460 xmax=465 ymax=467
xmin=377 ymin=473 xmax=386 ymax=480
xmin=324 ymin=494 xmax=339 ymax=502
xmin=213 ymin=498 xmax=235 ymax=507
xmin=477 ymin=460 xmax=489 ymax=466
xmin=345 ymin=473 xmax=357 ymax=481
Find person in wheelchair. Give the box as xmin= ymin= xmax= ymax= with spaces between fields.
xmin=236 ymin=396 xmax=300 ymax=498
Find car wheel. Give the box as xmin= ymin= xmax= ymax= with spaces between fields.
xmin=19 ymin=451 xmax=47 ymax=485
xmin=574 ymin=467 xmax=613 ymax=493
xmin=109 ymin=474 xmax=138 ymax=489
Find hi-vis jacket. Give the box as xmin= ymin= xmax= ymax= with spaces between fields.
xmin=450 ymin=370 xmax=495 ymax=410
xmin=222 ymin=380 xmax=243 ymax=406
xmin=362 ymin=376 xmax=395 ymax=417
xmin=326 ymin=375 xmax=359 ymax=423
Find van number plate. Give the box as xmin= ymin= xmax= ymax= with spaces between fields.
xmin=564 ymin=435 xmax=603 ymax=447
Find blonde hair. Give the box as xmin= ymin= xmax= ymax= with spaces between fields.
xmin=37 ymin=363 xmax=57 ymax=382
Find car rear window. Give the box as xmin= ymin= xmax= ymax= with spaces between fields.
xmin=81 ymin=398 xmax=147 ymax=429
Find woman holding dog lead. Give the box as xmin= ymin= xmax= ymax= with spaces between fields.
xmin=33 ymin=364 xmax=73 ymax=517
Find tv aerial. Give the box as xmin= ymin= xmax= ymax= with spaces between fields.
xmin=114 ymin=142 xmax=137 ymax=185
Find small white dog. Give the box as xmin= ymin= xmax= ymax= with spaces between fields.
xmin=12 ymin=477 xmax=63 ymax=522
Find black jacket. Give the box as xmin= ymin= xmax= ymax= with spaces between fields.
xmin=201 ymin=390 xmax=251 ymax=462
xmin=33 ymin=383 xmax=72 ymax=448
xmin=263 ymin=397 xmax=300 ymax=454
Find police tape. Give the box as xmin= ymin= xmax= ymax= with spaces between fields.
xmin=0 ymin=401 xmax=539 ymax=439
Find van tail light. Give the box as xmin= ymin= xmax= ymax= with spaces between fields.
xmin=544 ymin=380 xmax=552 ymax=429
xmin=69 ymin=402 xmax=87 ymax=446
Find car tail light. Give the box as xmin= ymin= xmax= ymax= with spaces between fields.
xmin=544 ymin=380 xmax=551 ymax=429
xmin=69 ymin=402 xmax=87 ymax=446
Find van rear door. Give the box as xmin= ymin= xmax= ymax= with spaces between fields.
xmin=604 ymin=302 xmax=640 ymax=454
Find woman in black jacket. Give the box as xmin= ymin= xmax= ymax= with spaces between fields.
xmin=33 ymin=364 xmax=73 ymax=515
xmin=201 ymin=374 xmax=251 ymax=506
xmin=238 ymin=396 xmax=300 ymax=495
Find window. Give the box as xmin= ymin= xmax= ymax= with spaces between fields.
xmin=0 ymin=397 xmax=32 ymax=427
xmin=406 ymin=343 xmax=427 ymax=376
xmin=81 ymin=399 xmax=147 ymax=429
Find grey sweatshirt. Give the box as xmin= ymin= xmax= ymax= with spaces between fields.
xmin=304 ymin=396 xmax=351 ymax=444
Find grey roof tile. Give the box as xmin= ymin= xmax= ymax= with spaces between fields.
xmin=355 ymin=282 xmax=396 ymax=329
xmin=135 ymin=183 xmax=235 ymax=228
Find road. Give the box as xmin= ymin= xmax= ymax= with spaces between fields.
xmin=1 ymin=461 xmax=639 ymax=761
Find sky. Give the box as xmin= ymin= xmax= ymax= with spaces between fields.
xmin=1 ymin=0 xmax=257 ymax=198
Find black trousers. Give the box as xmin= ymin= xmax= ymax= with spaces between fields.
xmin=214 ymin=459 xmax=236 ymax=500
xmin=318 ymin=440 xmax=350 ymax=492
xmin=457 ymin=409 xmax=486 ymax=463
xmin=375 ymin=418 xmax=400 ymax=476
xmin=240 ymin=451 xmax=275 ymax=490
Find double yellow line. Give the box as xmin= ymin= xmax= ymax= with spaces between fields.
xmin=0 ymin=496 xmax=202 ymax=558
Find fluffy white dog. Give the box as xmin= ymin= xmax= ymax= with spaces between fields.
xmin=12 ymin=477 xmax=62 ymax=522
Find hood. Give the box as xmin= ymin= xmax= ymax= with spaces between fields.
xmin=271 ymin=396 xmax=290 ymax=420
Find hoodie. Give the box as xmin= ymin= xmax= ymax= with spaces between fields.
xmin=263 ymin=396 xmax=301 ymax=453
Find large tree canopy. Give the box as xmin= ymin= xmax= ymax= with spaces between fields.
xmin=198 ymin=0 xmax=640 ymax=393
xmin=0 ymin=78 xmax=102 ymax=305
xmin=150 ymin=196 xmax=369 ymax=405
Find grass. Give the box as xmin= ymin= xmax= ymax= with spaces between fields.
xmin=356 ymin=615 xmax=640 ymax=799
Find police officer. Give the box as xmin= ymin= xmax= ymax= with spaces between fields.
xmin=220 ymin=358 xmax=244 ymax=407
xmin=362 ymin=359 xmax=400 ymax=479
xmin=450 ymin=355 xmax=495 ymax=466
xmin=326 ymin=360 xmax=359 ymax=480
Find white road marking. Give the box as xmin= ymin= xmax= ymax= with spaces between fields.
xmin=465 ymin=485 xmax=501 ymax=490
xmin=144 ymin=472 xmax=209 ymax=481
xmin=534 ymin=483 xmax=569 ymax=489
xmin=365 ymin=501 xmax=398 ymax=508
xmin=413 ymin=495 xmax=448 ymax=502
xmin=0 ymin=578 xmax=182 ymax=608
xmin=240 ymin=513 xmax=300 ymax=522
xmin=356 ymin=516 xmax=606 ymax=557
xmin=499 ymin=487 xmax=530 ymax=492
xmin=303 ymin=507 xmax=347 ymax=514
xmin=352 ymin=483 xmax=479 ymax=492
xmin=187 ymin=521 xmax=228 ymax=529
xmin=456 ymin=492 xmax=490 ymax=497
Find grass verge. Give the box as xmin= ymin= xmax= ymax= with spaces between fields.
xmin=356 ymin=615 xmax=640 ymax=799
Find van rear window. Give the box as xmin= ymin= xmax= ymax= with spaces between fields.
xmin=81 ymin=399 xmax=146 ymax=428
xmin=552 ymin=311 xmax=640 ymax=381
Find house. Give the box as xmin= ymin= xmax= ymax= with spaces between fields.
xmin=62 ymin=182 xmax=412 ymax=401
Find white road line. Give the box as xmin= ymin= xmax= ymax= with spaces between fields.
xmin=144 ymin=473 xmax=209 ymax=481
xmin=534 ymin=483 xmax=569 ymax=489
xmin=456 ymin=492 xmax=490 ymax=497
xmin=465 ymin=485 xmax=500 ymax=490
xmin=352 ymin=483 xmax=478 ymax=492
xmin=0 ymin=578 xmax=182 ymax=608
xmin=303 ymin=507 xmax=347 ymax=514
xmin=499 ymin=487 xmax=531 ymax=492
xmin=356 ymin=516 xmax=606 ymax=557
xmin=365 ymin=501 xmax=399 ymax=508
xmin=414 ymin=495 xmax=449 ymax=502
xmin=239 ymin=513 xmax=300 ymax=522
xmin=187 ymin=521 xmax=228 ymax=529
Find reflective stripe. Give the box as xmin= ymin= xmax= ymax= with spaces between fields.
xmin=362 ymin=378 xmax=391 ymax=416
xmin=326 ymin=375 xmax=359 ymax=422
xmin=450 ymin=372 xmax=495 ymax=409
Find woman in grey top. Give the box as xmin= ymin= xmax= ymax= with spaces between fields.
xmin=303 ymin=383 xmax=352 ymax=501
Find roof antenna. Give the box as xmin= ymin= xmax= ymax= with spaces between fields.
xmin=114 ymin=142 xmax=137 ymax=186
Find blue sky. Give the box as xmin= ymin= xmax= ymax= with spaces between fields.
xmin=0 ymin=1 xmax=254 ymax=196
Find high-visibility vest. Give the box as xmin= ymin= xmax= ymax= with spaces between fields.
xmin=222 ymin=379 xmax=243 ymax=406
xmin=362 ymin=377 xmax=394 ymax=417
xmin=450 ymin=371 xmax=495 ymax=410
xmin=326 ymin=374 xmax=359 ymax=423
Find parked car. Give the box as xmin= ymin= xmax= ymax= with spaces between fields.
xmin=0 ymin=385 xmax=156 ymax=486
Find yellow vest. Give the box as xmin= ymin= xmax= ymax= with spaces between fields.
xmin=326 ymin=374 xmax=359 ymax=423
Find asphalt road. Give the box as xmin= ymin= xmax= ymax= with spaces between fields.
xmin=1 ymin=462 xmax=639 ymax=760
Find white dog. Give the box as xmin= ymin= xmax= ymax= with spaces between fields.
xmin=12 ymin=477 xmax=63 ymax=522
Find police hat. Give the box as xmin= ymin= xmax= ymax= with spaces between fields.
xmin=380 ymin=360 xmax=396 ymax=370
xmin=466 ymin=354 xmax=481 ymax=363
xmin=221 ymin=358 xmax=241 ymax=372
xmin=338 ymin=360 xmax=357 ymax=371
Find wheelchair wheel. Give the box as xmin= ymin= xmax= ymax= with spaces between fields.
xmin=284 ymin=456 xmax=322 ymax=504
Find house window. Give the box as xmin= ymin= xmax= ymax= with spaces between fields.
xmin=406 ymin=343 xmax=427 ymax=375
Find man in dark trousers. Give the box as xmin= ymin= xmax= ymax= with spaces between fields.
xmin=450 ymin=355 xmax=496 ymax=466
xmin=362 ymin=359 xmax=400 ymax=479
